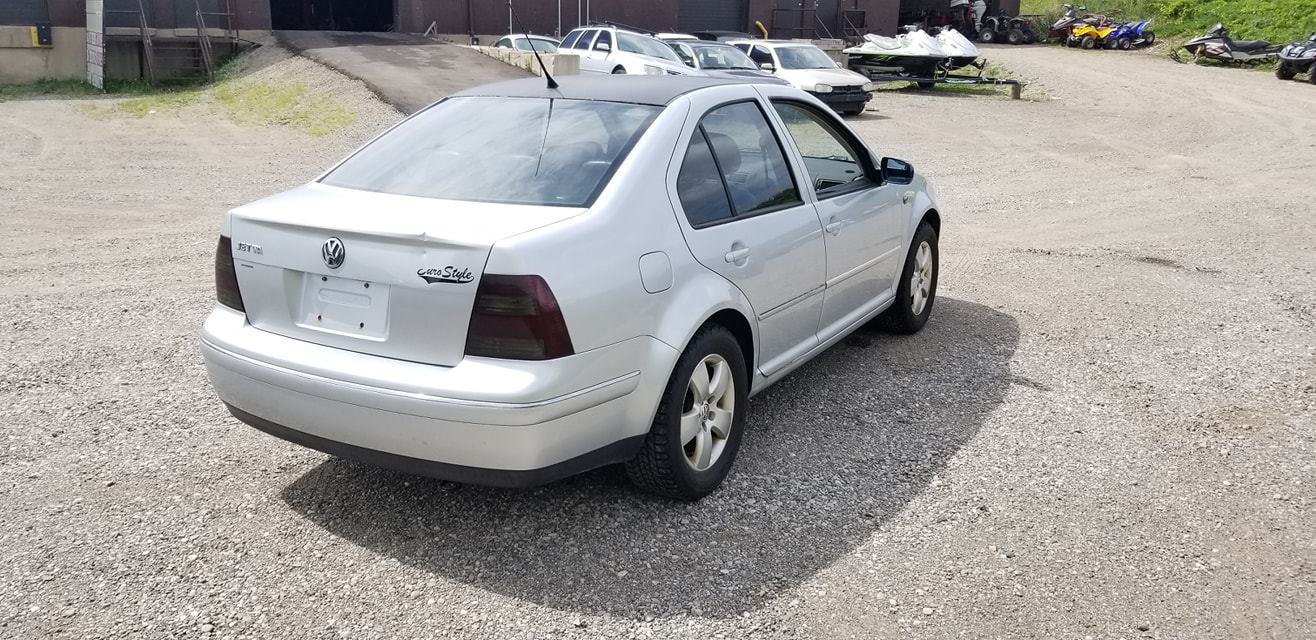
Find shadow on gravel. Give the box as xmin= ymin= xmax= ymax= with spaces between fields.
xmin=281 ymin=297 xmax=1018 ymax=619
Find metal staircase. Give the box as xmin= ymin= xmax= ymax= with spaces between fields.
xmin=105 ymin=0 xmax=239 ymax=84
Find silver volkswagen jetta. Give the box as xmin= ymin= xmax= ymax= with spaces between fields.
xmin=201 ymin=75 xmax=941 ymax=500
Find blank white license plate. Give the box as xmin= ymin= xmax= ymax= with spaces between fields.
xmin=298 ymin=273 xmax=390 ymax=340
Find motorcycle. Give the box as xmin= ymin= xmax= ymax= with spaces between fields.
xmin=1275 ymin=33 xmax=1316 ymax=83
xmin=1172 ymin=23 xmax=1283 ymax=64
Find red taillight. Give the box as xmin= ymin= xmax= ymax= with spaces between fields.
xmin=465 ymin=275 xmax=574 ymax=360
xmin=215 ymin=236 xmax=245 ymax=312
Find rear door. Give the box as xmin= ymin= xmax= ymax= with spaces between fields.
xmin=765 ymin=96 xmax=906 ymax=339
xmin=667 ymin=89 xmax=826 ymax=377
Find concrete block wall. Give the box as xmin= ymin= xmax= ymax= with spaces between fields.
xmin=0 ymin=25 xmax=86 ymax=83
xmin=471 ymin=46 xmax=580 ymax=78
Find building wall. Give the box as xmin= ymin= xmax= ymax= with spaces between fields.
xmin=0 ymin=25 xmax=86 ymax=82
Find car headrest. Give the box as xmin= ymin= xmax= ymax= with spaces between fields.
xmin=704 ymin=132 xmax=742 ymax=174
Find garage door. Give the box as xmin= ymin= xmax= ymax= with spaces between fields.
xmin=677 ymin=0 xmax=747 ymax=32
xmin=0 ymin=0 xmax=49 ymax=25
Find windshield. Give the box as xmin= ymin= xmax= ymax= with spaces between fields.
xmin=776 ymin=46 xmax=837 ymax=69
xmin=691 ymin=44 xmax=757 ymax=69
xmin=618 ymin=32 xmax=684 ymax=63
xmin=322 ymin=97 xmax=660 ymax=207
xmin=515 ymin=38 xmax=559 ymax=53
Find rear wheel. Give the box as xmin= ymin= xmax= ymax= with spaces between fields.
xmin=1023 ymin=31 xmax=1037 ymax=44
xmin=979 ymin=29 xmax=996 ymax=43
xmin=1118 ymin=37 xmax=1132 ymax=50
xmin=611 ymin=66 xmax=626 ymax=74
xmin=876 ymin=222 xmax=939 ymax=334
xmin=1081 ymin=35 xmax=1097 ymax=50
xmin=1007 ymin=29 xmax=1024 ymax=45
xmin=1276 ymin=61 xmax=1296 ymax=80
xmin=625 ymin=326 xmax=748 ymax=501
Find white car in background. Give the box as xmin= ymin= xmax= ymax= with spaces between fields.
xmin=493 ymin=34 xmax=560 ymax=53
xmin=729 ymin=39 xmax=875 ymax=115
xmin=559 ymin=25 xmax=698 ymax=75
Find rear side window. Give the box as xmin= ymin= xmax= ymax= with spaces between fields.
xmin=698 ymin=102 xmax=800 ymax=216
xmin=676 ymin=129 xmax=734 ymax=226
xmin=594 ymin=30 xmax=612 ymax=51
xmin=322 ymin=97 xmax=660 ymax=207
xmin=560 ymin=30 xmax=582 ymax=49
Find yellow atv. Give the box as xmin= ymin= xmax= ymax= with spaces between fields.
xmin=1070 ymin=22 xmax=1115 ymax=49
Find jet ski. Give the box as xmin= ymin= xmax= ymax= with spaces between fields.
xmin=844 ymin=28 xmax=950 ymax=77
xmin=934 ymin=27 xmax=981 ymax=69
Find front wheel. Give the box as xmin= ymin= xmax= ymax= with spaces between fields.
xmin=1276 ymin=61 xmax=1296 ymax=80
xmin=1141 ymin=31 xmax=1156 ymax=46
xmin=1308 ymin=62 xmax=1316 ymax=84
xmin=876 ymin=222 xmax=939 ymax=334
xmin=625 ymin=326 xmax=748 ymax=501
xmin=1118 ymin=37 xmax=1132 ymax=50
xmin=1023 ymin=31 xmax=1037 ymax=44
xmin=979 ymin=29 xmax=996 ymax=43
xmin=611 ymin=66 xmax=627 ymax=74
xmin=1081 ymin=35 xmax=1097 ymax=50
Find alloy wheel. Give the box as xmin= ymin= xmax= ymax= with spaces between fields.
xmin=910 ymin=241 xmax=934 ymax=315
xmin=680 ymin=354 xmax=735 ymax=472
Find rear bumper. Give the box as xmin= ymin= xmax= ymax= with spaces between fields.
xmin=200 ymin=306 xmax=678 ymax=484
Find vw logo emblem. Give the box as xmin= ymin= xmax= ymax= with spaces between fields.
xmin=321 ymin=237 xmax=346 ymax=270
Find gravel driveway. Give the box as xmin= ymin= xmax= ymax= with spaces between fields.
xmin=1 ymin=45 xmax=1312 ymax=639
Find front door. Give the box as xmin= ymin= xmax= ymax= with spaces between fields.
xmin=767 ymin=98 xmax=906 ymax=340
xmin=668 ymin=92 xmax=826 ymax=377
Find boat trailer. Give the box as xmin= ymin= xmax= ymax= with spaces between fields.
xmin=851 ymin=60 xmax=1027 ymax=99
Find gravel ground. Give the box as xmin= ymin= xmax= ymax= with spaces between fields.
xmin=1 ymin=45 xmax=1313 ymax=639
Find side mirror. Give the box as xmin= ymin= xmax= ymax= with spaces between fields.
xmin=881 ymin=157 xmax=914 ymax=185
xmin=595 ymin=42 xmax=611 ymax=52
xmin=759 ymin=62 xmax=776 ymax=71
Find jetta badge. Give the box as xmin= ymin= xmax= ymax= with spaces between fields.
xmin=321 ymin=237 xmax=346 ymax=270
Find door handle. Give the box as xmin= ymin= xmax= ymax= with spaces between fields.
xmin=724 ymin=247 xmax=751 ymax=264
xmin=902 ymin=191 xmax=915 ymax=204
xmin=824 ymin=219 xmax=843 ymax=236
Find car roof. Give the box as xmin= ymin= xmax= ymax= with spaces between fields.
xmin=729 ymin=39 xmax=817 ymax=48
xmin=451 ymin=75 xmax=767 ymax=106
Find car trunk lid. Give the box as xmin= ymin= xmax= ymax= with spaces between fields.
xmin=227 ymin=183 xmax=582 ymax=367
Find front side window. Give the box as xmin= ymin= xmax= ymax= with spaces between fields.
xmin=776 ymin=46 xmax=837 ymax=69
xmin=322 ymin=97 xmax=659 ymax=207
xmin=747 ymin=45 xmax=774 ymax=66
xmin=495 ymin=37 xmax=512 ymax=48
xmin=571 ymin=30 xmax=596 ymax=49
xmin=594 ymin=30 xmax=613 ymax=51
xmin=674 ymin=101 xmax=800 ymax=225
xmin=560 ymin=30 xmax=582 ymax=49
xmin=671 ymin=42 xmax=698 ymax=67
xmin=772 ymin=101 xmax=870 ymax=196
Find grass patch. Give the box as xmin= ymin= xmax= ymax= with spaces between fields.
xmin=214 ymin=80 xmax=354 ymax=136
xmin=1021 ymin=0 xmax=1316 ymax=44
xmin=0 ymin=79 xmax=100 ymax=102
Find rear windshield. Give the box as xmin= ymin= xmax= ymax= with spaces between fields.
xmin=618 ymin=32 xmax=685 ymax=63
xmin=321 ymin=97 xmax=660 ymax=207
xmin=777 ymin=46 xmax=837 ymax=69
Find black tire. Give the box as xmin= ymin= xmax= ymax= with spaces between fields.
xmin=844 ymin=105 xmax=866 ymax=115
xmin=979 ymin=29 xmax=996 ymax=43
xmin=1308 ymin=62 xmax=1316 ymax=85
xmin=625 ymin=325 xmax=749 ymax=501
xmin=1081 ymin=35 xmax=1097 ymax=50
xmin=915 ymin=80 xmax=935 ymax=89
xmin=1007 ymin=29 xmax=1024 ymax=45
xmin=1276 ymin=61 xmax=1296 ymax=80
xmin=1067 ymin=35 xmax=1079 ymax=47
xmin=1118 ymin=37 xmax=1132 ymax=50
xmin=1142 ymin=31 xmax=1156 ymax=46
xmin=876 ymin=222 xmax=939 ymax=335
xmin=1023 ymin=31 xmax=1038 ymax=44
xmin=611 ymin=66 xmax=627 ymax=74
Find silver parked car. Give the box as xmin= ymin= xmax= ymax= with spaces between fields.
xmin=201 ymin=76 xmax=942 ymax=500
